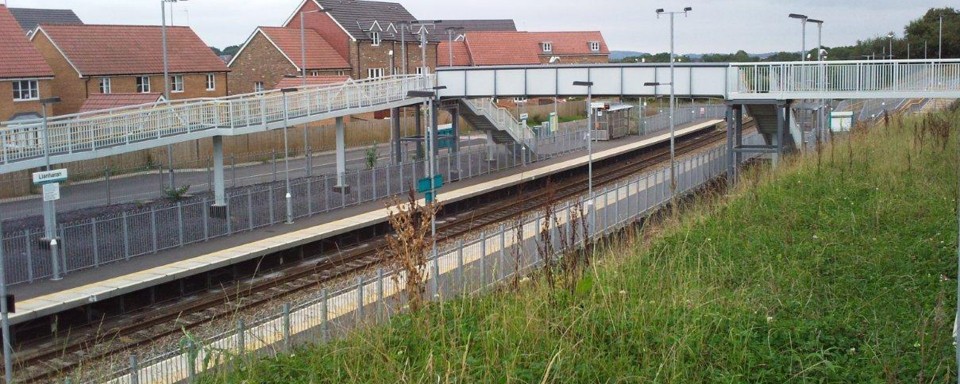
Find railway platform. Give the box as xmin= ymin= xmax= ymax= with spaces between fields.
xmin=7 ymin=120 xmax=723 ymax=328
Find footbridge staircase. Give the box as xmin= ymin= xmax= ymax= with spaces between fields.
xmin=458 ymin=98 xmax=538 ymax=154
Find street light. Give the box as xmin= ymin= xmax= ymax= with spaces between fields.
xmin=807 ymin=19 xmax=824 ymax=61
xmin=653 ymin=6 xmax=691 ymax=203
xmin=445 ymin=26 xmax=464 ymax=67
xmin=407 ymin=86 xmax=446 ymax=295
xmin=281 ymin=87 xmax=298 ymax=224
xmin=39 ymin=97 xmax=62 ymax=282
xmin=410 ymin=20 xmax=442 ymax=75
xmin=0 ymin=212 xmax=10 ymax=384
xmin=937 ymin=10 xmax=959 ymax=59
xmin=887 ymin=32 xmax=895 ymax=59
xmin=161 ymin=0 xmax=186 ymax=191
xmin=789 ymin=13 xmax=808 ymax=62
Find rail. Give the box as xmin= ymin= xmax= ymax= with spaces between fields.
xmin=0 ymin=75 xmax=435 ymax=172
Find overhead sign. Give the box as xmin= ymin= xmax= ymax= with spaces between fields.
xmin=42 ymin=183 xmax=60 ymax=202
xmin=32 ymin=169 xmax=68 ymax=185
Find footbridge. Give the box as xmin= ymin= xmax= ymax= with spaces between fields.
xmin=2 ymin=59 xmax=959 ymax=184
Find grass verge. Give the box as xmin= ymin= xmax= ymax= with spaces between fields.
xmin=202 ymin=108 xmax=960 ymax=383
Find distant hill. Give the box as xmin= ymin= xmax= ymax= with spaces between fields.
xmin=609 ymin=51 xmax=647 ymax=61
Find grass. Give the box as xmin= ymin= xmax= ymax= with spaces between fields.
xmin=202 ymin=109 xmax=960 ymax=383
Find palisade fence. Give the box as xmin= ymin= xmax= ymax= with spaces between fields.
xmin=3 ymin=121 xmax=679 ymax=286
xmin=70 ymin=134 xmax=762 ymax=384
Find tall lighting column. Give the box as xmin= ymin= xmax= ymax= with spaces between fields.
xmin=654 ymin=6 xmax=692 ymax=201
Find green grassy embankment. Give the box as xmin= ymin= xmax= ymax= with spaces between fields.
xmin=205 ymin=108 xmax=960 ymax=383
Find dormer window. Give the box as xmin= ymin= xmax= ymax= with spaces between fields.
xmin=541 ymin=42 xmax=553 ymax=53
xmin=589 ymin=41 xmax=601 ymax=52
xmin=370 ymin=31 xmax=382 ymax=46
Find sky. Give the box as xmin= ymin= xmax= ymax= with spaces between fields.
xmin=2 ymin=0 xmax=950 ymax=54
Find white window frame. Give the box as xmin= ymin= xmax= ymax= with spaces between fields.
xmin=99 ymin=77 xmax=112 ymax=94
xmin=254 ymin=81 xmax=265 ymax=93
xmin=415 ymin=67 xmax=426 ymax=76
xmin=589 ymin=41 xmax=601 ymax=52
xmin=11 ymin=80 xmax=39 ymax=101
xmin=310 ymin=70 xmax=320 ymax=77
xmin=370 ymin=31 xmax=382 ymax=46
xmin=136 ymin=76 xmax=151 ymax=93
xmin=367 ymin=68 xmax=385 ymax=79
xmin=336 ymin=70 xmax=346 ymax=76
xmin=206 ymin=74 xmax=216 ymax=91
xmin=513 ymin=97 xmax=528 ymax=104
xmin=542 ymin=42 xmax=553 ymax=53
xmin=171 ymin=75 xmax=184 ymax=93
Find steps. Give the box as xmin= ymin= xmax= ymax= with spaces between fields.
xmin=459 ymin=99 xmax=538 ymax=154
xmin=745 ymin=103 xmax=800 ymax=152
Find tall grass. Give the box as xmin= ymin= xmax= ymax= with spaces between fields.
xmin=202 ymin=107 xmax=960 ymax=383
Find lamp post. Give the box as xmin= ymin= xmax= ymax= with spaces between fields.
xmin=39 ymin=97 xmax=62 ymax=281
xmin=297 ymin=8 xmax=330 ymax=174
xmin=445 ymin=27 xmax=464 ymax=67
xmin=938 ymin=11 xmax=959 ymax=60
xmin=410 ymin=20 xmax=442 ymax=75
xmin=161 ymin=0 xmax=185 ymax=190
xmin=888 ymin=32 xmax=895 ymax=59
xmin=280 ymin=88 xmax=298 ymax=224
xmin=407 ymin=86 xmax=446 ymax=295
xmin=807 ymin=19 xmax=824 ymax=61
xmin=0 ymin=212 xmax=10 ymax=384
xmin=789 ymin=13 xmax=808 ymax=61
xmin=653 ymin=6 xmax=692 ymax=202
xmin=572 ymin=81 xmax=594 ymax=198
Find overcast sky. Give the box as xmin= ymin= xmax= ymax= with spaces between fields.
xmin=4 ymin=0 xmax=950 ymax=54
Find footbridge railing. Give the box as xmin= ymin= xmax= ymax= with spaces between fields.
xmin=0 ymin=75 xmax=435 ymax=173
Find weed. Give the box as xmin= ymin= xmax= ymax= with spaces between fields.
xmin=163 ymin=184 xmax=191 ymax=202
xmin=365 ymin=142 xmax=379 ymax=169
xmin=381 ymin=188 xmax=440 ymax=312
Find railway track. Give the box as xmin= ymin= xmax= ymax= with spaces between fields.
xmin=12 ymin=126 xmax=735 ymax=383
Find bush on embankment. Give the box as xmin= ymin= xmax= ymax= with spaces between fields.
xmin=203 ymin=107 xmax=960 ymax=383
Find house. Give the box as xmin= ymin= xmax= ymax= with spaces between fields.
xmin=0 ymin=5 xmax=54 ymax=124
xmin=273 ymin=75 xmax=351 ymax=90
xmin=283 ymin=0 xmax=441 ymax=80
xmin=8 ymin=7 xmax=82 ymax=36
xmin=438 ymin=30 xmax=610 ymax=67
xmin=228 ymin=26 xmax=351 ymax=95
xmin=31 ymin=24 xmax=230 ymax=116
xmin=79 ymin=93 xmax=165 ymax=113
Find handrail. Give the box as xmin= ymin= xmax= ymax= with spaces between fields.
xmin=464 ymin=98 xmax=537 ymax=151
xmin=0 ymin=75 xmax=435 ymax=168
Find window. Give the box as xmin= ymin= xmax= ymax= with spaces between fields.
xmin=415 ymin=67 xmax=426 ymax=75
xmin=206 ymin=74 xmax=216 ymax=91
xmin=254 ymin=81 xmax=264 ymax=93
xmin=136 ymin=76 xmax=151 ymax=93
xmin=514 ymin=97 xmax=528 ymax=104
xmin=310 ymin=70 xmax=320 ymax=77
xmin=99 ymin=77 xmax=112 ymax=94
xmin=541 ymin=42 xmax=552 ymax=53
xmin=171 ymin=75 xmax=184 ymax=93
xmin=367 ymin=68 xmax=385 ymax=79
xmin=370 ymin=31 xmax=381 ymax=46
xmin=336 ymin=70 xmax=346 ymax=76
xmin=589 ymin=41 xmax=601 ymax=52
xmin=11 ymin=80 xmax=39 ymax=101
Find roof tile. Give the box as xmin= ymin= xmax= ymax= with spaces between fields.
xmin=9 ymin=7 xmax=82 ymax=33
xmin=0 ymin=5 xmax=53 ymax=79
xmin=260 ymin=27 xmax=350 ymax=70
xmin=437 ymin=40 xmax=471 ymax=67
xmin=464 ymin=31 xmax=541 ymax=66
xmin=37 ymin=24 xmax=228 ymax=76
xmin=527 ymin=31 xmax=609 ymax=56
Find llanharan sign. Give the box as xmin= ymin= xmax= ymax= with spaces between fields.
xmin=32 ymin=169 xmax=68 ymax=185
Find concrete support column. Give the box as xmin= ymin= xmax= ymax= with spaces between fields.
xmin=414 ymin=106 xmax=424 ymax=160
xmin=485 ymin=131 xmax=497 ymax=162
xmin=734 ymin=106 xmax=744 ymax=166
xmin=451 ymin=107 xmax=461 ymax=177
xmin=391 ymin=107 xmax=402 ymax=165
xmin=334 ymin=117 xmax=349 ymax=193
xmin=212 ymin=136 xmax=225 ymax=206
xmin=775 ymin=104 xmax=785 ymax=167
xmin=725 ymin=106 xmax=735 ymax=180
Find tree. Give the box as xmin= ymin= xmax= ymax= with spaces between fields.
xmin=905 ymin=7 xmax=960 ymax=59
xmin=222 ymin=45 xmax=241 ymax=57
xmin=209 ymin=46 xmax=222 ymax=56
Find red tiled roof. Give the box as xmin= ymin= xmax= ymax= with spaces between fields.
xmin=463 ymin=32 xmax=541 ymax=66
xmin=0 ymin=5 xmax=53 ymax=79
xmin=259 ymin=27 xmax=350 ymax=70
xmin=273 ymin=75 xmax=351 ymax=90
xmin=438 ymin=40 xmax=471 ymax=67
xmin=527 ymin=31 xmax=609 ymax=55
xmin=79 ymin=93 xmax=163 ymax=113
xmin=36 ymin=24 xmax=228 ymax=76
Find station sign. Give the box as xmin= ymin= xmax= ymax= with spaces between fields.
xmin=32 ymin=169 xmax=68 ymax=185
xmin=519 ymin=113 xmax=529 ymax=120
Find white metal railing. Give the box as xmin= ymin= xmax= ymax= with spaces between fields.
xmin=729 ymin=59 xmax=960 ymax=96
xmin=0 ymin=75 xmax=435 ymax=168
xmin=464 ymin=98 xmax=538 ymax=151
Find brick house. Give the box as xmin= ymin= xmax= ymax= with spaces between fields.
xmin=228 ymin=26 xmax=351 ymax=95
xmin=282 ymin=0 xmax=440 ymax=80
xmin=8 ymin=7 xmax=82 ymax=36
xmin=439 ymin=30 xmax=610 ymax=67
xmin=0 ymin=4 xmax=54 ymax=124
xmin=31 ymin=24 xmax=229 ymax=116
